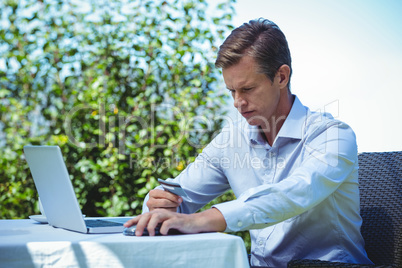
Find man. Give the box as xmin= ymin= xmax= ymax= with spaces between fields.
xmin=125 ymin=18 xmax=373 ymax=267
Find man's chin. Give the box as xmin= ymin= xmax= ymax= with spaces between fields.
xmin=245 ymin=118 xmax=260 ymax=126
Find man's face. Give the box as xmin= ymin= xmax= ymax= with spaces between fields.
xmin=222 ymin=56 xmax=282 ymax=127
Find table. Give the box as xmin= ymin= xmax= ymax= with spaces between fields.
xmin=0 ymin=219 xmax=250 ymax=268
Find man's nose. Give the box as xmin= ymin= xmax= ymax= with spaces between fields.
xmin=234 ymin=93 xmax=246 ymax=109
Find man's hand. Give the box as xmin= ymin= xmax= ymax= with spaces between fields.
xmin=146 ymin=189 xmax=183 ymax=212
xmin=124 ymin=208 xmax=227 ymax=236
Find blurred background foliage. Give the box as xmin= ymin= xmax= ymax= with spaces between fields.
xmin=0 ymin=0 xmax=250 ymax=250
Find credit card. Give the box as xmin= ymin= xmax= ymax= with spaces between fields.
xmin=157 ymin=179 xmax=189 ymax=198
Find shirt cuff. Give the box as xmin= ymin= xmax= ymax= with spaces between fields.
xmin=213 ymin=199 xmax=254 ymax=232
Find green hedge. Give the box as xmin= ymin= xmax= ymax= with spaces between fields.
xmin=0 ymin=0 xmax=250 ymax=251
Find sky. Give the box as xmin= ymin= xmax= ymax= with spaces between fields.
xmin=225 ymin=0 xmax=402 ymax=153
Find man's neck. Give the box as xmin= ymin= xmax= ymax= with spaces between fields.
xmin=261 ymin=93 xmax=295 ymax=146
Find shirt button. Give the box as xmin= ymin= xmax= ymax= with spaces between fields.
xmin=258 ymin=240 xmax=264 ymax=246
xmin=237 ymin=221 xmax=243 ymax=227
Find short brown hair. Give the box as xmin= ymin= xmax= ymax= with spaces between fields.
xmin=215 ymin=18 xmax=292 ymax=86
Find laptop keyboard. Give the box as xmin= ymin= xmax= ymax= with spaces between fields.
xmin=85 ymin=219 xmax=122 ymax=227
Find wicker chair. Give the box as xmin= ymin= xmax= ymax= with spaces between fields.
xmin=288 ymin=151 xmax=402 ymax=268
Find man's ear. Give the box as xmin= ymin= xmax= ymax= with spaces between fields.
xmin=276 ymin=64 xmax=290 ymax=89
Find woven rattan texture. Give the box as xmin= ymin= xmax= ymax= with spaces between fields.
xmin=287 ymin=259 xmax=392 ymax=268
xmin=358 ymin=151 xmax=402 ymax=267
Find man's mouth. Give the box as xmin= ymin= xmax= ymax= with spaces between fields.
xmin=240 ymin=110 xmax=254 ymax=118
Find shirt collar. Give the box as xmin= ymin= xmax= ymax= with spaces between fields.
xmin=247 ymin=95 xmax=307 ymax=144
xmin=276 ymin=95 xmax=307 ymax=140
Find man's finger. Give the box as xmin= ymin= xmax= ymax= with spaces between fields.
xmin=134 ymin=213 xmax=153 ymax=236
xmin=146 ymin=213 xmax=165 ymax=236
xmin=150 ymin=189 xmax=183 ymax=203
xmin=123 ymin=216 xmax=140 ymax=228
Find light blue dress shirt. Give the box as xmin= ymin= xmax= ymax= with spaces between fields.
xmin=143 ymin=96 xmax=373 ymax=267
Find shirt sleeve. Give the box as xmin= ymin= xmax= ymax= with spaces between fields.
xmin=213 ymin=120 xmax=358 ymax=232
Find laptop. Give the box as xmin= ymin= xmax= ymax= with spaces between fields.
xmin=24 ymin=145 xmax=132 ymax=234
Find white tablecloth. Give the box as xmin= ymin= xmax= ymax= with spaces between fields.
xmin=0 ymin=219 xmax=249 ymax=268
